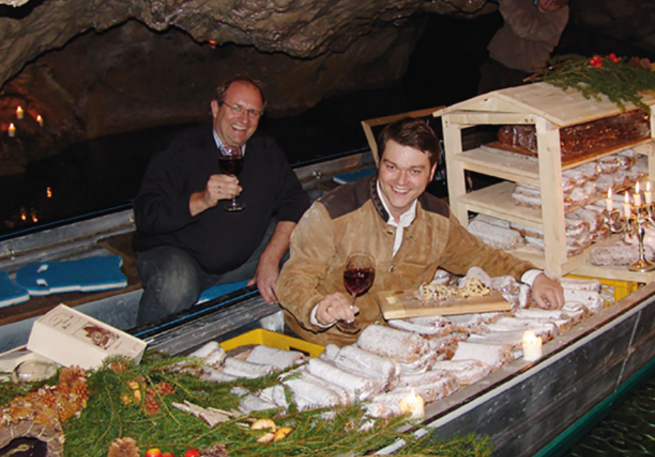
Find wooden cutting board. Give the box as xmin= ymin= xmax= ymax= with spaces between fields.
xmin=376 ymin=289 xmax=511 ymax=320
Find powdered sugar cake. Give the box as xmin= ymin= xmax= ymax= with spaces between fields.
xmin=376 ymin=289 xmax=511 ymax=319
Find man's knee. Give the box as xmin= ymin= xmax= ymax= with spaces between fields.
xmin=136 ymin=246 xmax=203 ymax=324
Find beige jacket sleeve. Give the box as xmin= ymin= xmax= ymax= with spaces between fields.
xmin=277 ymin=203 xmax=336 ymax=332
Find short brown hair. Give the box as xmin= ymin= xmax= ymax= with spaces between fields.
xmin=377 ymin=117 xmax=440 ymax=167
xmin=215 ymin=74 xmax=267 ymax=111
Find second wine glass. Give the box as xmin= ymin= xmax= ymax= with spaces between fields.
xmin=218 ymin=145 xmax=245 ymax=212
xmin=338 ymin=251 xmax=376 ymax=335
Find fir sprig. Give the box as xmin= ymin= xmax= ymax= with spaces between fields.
xmin=3 ymin=352 xmax=493 ymax=456
xmin=528 ymin=54 xmax=655 ymax=111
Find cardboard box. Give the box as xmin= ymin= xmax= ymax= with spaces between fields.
xmin=26 ymin=304 xmax=147 ymax=369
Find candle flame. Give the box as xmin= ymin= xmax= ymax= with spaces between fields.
xmin=608 ymin=188 xmax=612 ymax=199
xmin=648 ymin=182 xmax=652 ymax=192
xmin=522 ymin=330 xmax=538 ymax=344
xmin=46 ymin=187 xmax=52 ymax=198
xmin=636 ymin=181 xmax=641 ymax=193
xmin=36 ymin=115 xmax=43 ymax=126
xmin=625 ymin=192 xmax=630 ymax=203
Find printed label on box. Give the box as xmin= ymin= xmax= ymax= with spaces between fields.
xmin=27 ymin=304 xmax=146 ymax=369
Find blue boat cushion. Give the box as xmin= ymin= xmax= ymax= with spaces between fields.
xmin=15 ymin=255 xmax=128 ymax=296
xmin=196 ymin=280 xmax=249 ymax=305
xmin=0 ymin=271 xmax=30 ymax=307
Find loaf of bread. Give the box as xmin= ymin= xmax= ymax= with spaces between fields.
xmin=388 ymin=316 xmax=456 ymax=338
xmin=281 ymin=370 xmax=351 ymax=408
xmin=357 ymin=325 xmax=430 ymax=363
xmin=431 ymin=359 xmax=492 ymax=385
xmin=221 ymin=357 xmax=276 ymax=379
xmin=451 ymin=341 xmax=515 ymax=370
xmin=246 ymin=345 xmax=306 ymax=370
xmin=305 ymin=358 xmax=383 ymax=402
xmin=332 ymin=344 xmax=402 ymax=391
xmin=468 ymin=217 xmax=524 ymax=250
xmin=397 ymin=350 xmax=439 ymax=375
xmin=590 ymin=241 xmax=650 ymax=266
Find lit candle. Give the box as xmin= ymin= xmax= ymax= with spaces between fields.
xmin=606 ymin=188 xmax=613 ymax=212
xmin=634 ymin=182 xmax=642 ymax=206
xmin=624 ymin=192 xmax=632 ymax=217
xmin=8 ymin=123 xmax=16 ymax=137
xmin=522 ymin=330 xmax=543 ymax=362
xmin=36 ymin=115 xmax=43 ymax=127
xmin=16 ymin=106 xmax=23 ymax=120
xmin=399 ymin=389 xmax=425 ymax=419
xmin=646 ymin=182 xmax=652 ymax=205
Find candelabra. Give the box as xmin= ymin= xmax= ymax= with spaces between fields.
xmin=603 ymin=186 xmax=655 ymax=272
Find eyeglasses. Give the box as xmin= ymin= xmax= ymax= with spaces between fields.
xmin=221 ymin=102 xmax=263 ymax=119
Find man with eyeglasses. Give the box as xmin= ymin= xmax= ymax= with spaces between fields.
xmin=133 ymin=74 xmax=310 ymax=327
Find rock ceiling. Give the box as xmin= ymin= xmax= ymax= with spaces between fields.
xmin=0 ymin=0 xmax=654 ymax=174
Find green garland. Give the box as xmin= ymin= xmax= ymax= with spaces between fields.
xmin=2 ymin=352 xmax=493 ymax=457
xmin=528 ymin=54 xmax=655 ymax=111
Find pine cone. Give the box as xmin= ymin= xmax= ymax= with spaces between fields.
xmin=200 ymin=443 xmax=229 ymax=457
xmin=58 ymin=366 xmax=87 ymax=385
xmin=144 ymin=388 xmax=161 ymax=415
xmin=155 ymin=382 xmax=176 ymax=396
xmin=107 ymin=437 xmax=140 ymax=457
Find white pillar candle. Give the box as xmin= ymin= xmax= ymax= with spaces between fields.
xmin=634 ymin=182 xmax=642 ymax=206
xmin=7 ymin=123 xmax=15 ymax=137
xmin=624 ymin=192 xmax=632 ymax=217
xmin=36 ymin=115 xmax=43 ymax=127
xmin=399 ymin=389 xmax=425 ymax=419
xmin=606 ymin=188 xmax=613 ymax=212
xmin=646 ymin=182 xmax=652 ymax=205
xmin=15 ymin=106 xmax=23 ymax=119
xmin=522 ymin=330 xmax=543 ymax=362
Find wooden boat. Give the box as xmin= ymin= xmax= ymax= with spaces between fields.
xmin=1 ymin=104 xmax=655 ymax=456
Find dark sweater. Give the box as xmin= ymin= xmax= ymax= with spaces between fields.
xmin=133 ymin=121 xmax=310 ymax=274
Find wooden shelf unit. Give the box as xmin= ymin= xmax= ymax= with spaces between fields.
xmin=436 ymin=82 xmax=655 ymax=281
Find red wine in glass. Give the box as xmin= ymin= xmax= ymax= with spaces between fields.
xmin=218 ymin=146 xmax=245 ymax=211
xmin=218 ymin=156 xmax=243 ymax=177
xmin=339 ymin=252 xmax=375 ymax=335
xmin=344 ymin=267 xmax=375 ymax=296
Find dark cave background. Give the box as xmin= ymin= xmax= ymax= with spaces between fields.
xmin=0 ymin=9 xmax=652 ymax=238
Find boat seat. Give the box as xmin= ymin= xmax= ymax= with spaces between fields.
xmin=0 ymin=234 xmax=142 ymax=328
xmin=97 ymin=232 xmax=138 ymax=264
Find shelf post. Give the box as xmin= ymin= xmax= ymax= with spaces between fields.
xmin=535 ymin=117 xmax=566 ymax=277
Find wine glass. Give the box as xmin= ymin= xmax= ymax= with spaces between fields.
xmin=218 ymin=145 xmax=245 ymax=211
xmin=338 ymin=251 xmax=376 ymax=335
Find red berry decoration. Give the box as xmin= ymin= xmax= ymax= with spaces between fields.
xmin=145 ymin=449 xmax=163 ymax=457
xmin=607 ymin=53 xmax=620 ymax=63
xmin=589 ymin=55 xmax=603 ymax=68
xmin=184 ymin=450 xmax=200 ymax=457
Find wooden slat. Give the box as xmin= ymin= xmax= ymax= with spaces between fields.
xmin=97 ymin=232 xmax=137 ymax=264
xmin=439 ymin=82 xmax=655 ymax=127
xmin=361 ymin=106 xmax=445 ymax=164
xmin=457 ymin=181 xmax=543 ymax=227
xmin=376 ymin=290 xmax=511 ymax=319
xmin=456 ymin=147 xmax=540 ymax=184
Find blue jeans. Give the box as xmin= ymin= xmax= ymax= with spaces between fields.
xmin=135 ymin=221 xmax=275 ymax=327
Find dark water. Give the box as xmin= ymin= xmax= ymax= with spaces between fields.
xmin=560 ymin=375 xmax=655 ymax=457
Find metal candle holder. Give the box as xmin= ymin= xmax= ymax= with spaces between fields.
xmin=602 ymin=198 xmax=655 ymax=272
